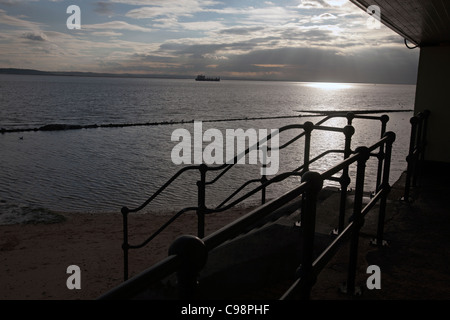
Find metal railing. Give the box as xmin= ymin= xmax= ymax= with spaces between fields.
xmin=119 ymin=112 xmax=391 ymax=281
xmin=98 ymin=130 xmax=395 ymax=300
xmin=403 ymin=110 xmax=430 ymax=201
xmin=281 ymin=132 xmax=395 ymax=299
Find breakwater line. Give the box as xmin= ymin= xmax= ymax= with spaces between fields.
xmin=0 ymin=109 xmax=412 ymax=134
xmin=1 ymin=115 xmax=304 ymax=134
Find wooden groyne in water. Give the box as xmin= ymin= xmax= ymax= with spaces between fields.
xmin=0 ymin=110 xmax=412 ymax=134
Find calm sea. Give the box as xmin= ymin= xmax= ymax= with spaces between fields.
xmin=0 ymin=74 xmax=416 ymax=224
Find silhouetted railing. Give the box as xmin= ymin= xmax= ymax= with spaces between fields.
xmin=403 ymin=110 xmax=430 ymax=201
xmin=119 ymin=112 xmax=392 ymax=281
xmin=98 ymin=131 xmax=395 ymax=300
xmin=281 ymin=132 xmax=395 ymax=299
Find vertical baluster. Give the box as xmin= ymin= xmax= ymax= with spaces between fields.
xmin=122 ymin=206 xmax=130 ymax=281
xmin=298 ymin=171 xmax=323 ymax=299
xmin=197 ymin=164 xmax=207 ymax=238
xmin=404 ymin=116 xmax=418 ymax=201
xmin=260 ymin=140 xmax=267 ymax=205
xmin=300 ymin=122 xmax=314 ymax=221
xmin=337 ymin=125 xmax=354 ymax=234
xmin=375 ymin=115 xmax=389 ymax=193
xmin=303 ymin=122 xmax=314 ymax=173
xmin=373 ymin=132 xmax=396 ymax=247
xmin=344 ymin=146 xmax=369 ymax=296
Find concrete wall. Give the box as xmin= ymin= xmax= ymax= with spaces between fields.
xmin=414 ymin=46 xmax=450 ymax=164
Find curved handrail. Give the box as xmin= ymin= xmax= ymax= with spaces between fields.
xmin=122 ymin=113 xmax=386 ymax=215
xmin=99 ymin=131 xmax=396 ymax=300
xmin=120 ymin=112 xmax=391 ymax=280
xmin=275 ymin=112 xmax=388 ymax=150
xmin=122 ymin=165 xmax=201 ymax=214
xmin=127 ymin=207 xmax=198 ymax=249
xmin=205 ymin=123 xmax=348 ymax=186
xmin=214 ymin=148 xmax=345 ymax=210
xmin=211 ymin=171 xmax=304 ymax=214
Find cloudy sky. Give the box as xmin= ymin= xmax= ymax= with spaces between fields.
xmin=0 ymin=0 xmax=420 ymax=84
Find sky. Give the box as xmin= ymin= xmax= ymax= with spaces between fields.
xmin=0 ymin=0 xmax=420 ymax=84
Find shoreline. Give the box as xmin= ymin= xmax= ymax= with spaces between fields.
xmin=0 ymin=207 xmax=251 ymax=300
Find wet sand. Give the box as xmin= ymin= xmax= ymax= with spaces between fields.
xmin=0 ymin=207 xmax=250 ymax=300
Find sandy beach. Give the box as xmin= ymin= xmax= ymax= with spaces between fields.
xmin=0 ymin=207 xmax=250 ymax=300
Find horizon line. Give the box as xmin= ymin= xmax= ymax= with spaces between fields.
xmin=0 ymin=67 xmax=417 ymax=86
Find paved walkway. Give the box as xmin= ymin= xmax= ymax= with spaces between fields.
xmin=126 ymin=163 xmax=450 ymax=300
xmin=196 ymin=164 xmax=450 ymax=300
xmin=309 ymin=164 xmax=450 ymax=300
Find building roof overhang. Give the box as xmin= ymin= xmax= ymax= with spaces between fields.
xmin=350 ymin=0 xmax=450 ymax=47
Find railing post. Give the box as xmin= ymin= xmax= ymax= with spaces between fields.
xmin=343 ymin=146 xmax=369 ymax=296
xmin=302 ymin=122 xmax=314 ymax=172
xmin=297 ymin=171 xmax=323 ymax=299
xmin=336 ymin=125 xmax=354 ymax=234
xmin=168 ymin=235 xmax=208 ymax=299
xmin=346 ymin=112 xmax=355 ymax=125
xmin=121 ymin=206 xmax=130 ymax=281
xmin=403 ymin=115 xmax=418 ymax=201
xmin=375 ymin=115 xmax=389 ymax=193
xmin=197 ymin=164 xmax=207 ymax=239
xmin=260 ymin=175 xmax=267 ymax=204
xmin=372 ymin=132 xmax=396 ymax=247
xmin=260 ymin=142 xmax=267 ymax=204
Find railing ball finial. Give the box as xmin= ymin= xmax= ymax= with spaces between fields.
xmin=343 ymin=125 xmax=355 ymax=138
xmin=354 ymin=146 xmax=370 ymax=161
xmin=380 ymin=114 xmax=389 ymax=124
xmin=410 ymin=116 xmax=419 ymax=125
xmin=169 ymin=235 xmax=208 ymax=271
xmin=199 ymin=163 xmax=208 ymax=173
xmin=346 ymin=112 xmax=355 ymax=123
xmin=301 ymin=171 xmax=323 ymax=193
xmin=169 ymin=235 xmax=208 ymax=298
xmin=383 ymin=131 xmax=396 ymax=144
xmin=303 ymin=121 xmax=314 ymax=132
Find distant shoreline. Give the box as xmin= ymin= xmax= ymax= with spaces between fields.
xmin=0 ymin=68 xmax=417 ymax=85
xmin=0 ymin=68 xmax=193 ymax=80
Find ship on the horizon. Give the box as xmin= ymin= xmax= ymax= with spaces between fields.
xmin=195 ymin=74 xmax=220 ymax=81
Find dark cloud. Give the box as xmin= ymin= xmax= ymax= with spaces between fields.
xmin=136 ymin=44 xmax=418 ymax=84
xmin=219 ymin=26 xmax=265 ymax=35
xmin=21 ymin=32 xmax=47 ymax=41
xmin=160 ymin=36 xmax=280 ymax=59
xmin=221 ymin=46 xmax=420 ymax=84
xmin=94 ymin=1 xmax=114 ymax=15
xmin=133 ymin=53 xmax=176 ymax=62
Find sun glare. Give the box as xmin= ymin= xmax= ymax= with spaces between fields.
xmin=323 ymin=0 xmax=348 ymax=7
xmin=304 ymin=82 xmax=353 ymax=90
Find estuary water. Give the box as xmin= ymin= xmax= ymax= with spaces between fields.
xmin=0 ymin=74 xmax=416 ymax=224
